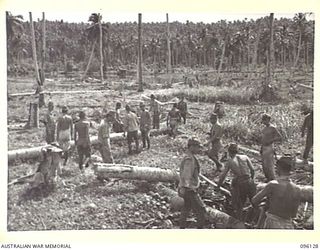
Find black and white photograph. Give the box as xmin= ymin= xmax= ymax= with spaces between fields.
xmin=5 ymin=9 xmax=315 ymax=234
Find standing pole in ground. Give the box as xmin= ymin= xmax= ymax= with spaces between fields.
xmin=29 ymin=12 xmax=41 ymax=88
xmin=98 ymin=13 xmax=104 ymax=83
xmin=38 ymin=12 xmax=46 ymax=107
xmin=137 ymin=13 xmax=143 ymax=92
xmin=166 ymin=13 xmax=172 ymax=86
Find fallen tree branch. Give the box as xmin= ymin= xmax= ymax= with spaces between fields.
xmin=199 ymin=174 xmax=231 ymax=197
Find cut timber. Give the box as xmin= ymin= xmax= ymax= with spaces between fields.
xmin=158 ymin=185 xmax=245 ymax=229
xmin=27 ymin=103 xmax=39 ymax=128
xmin=238 ymin=145 xmax=313 ymax=171
xmin=8 ymin=127 xmax=168 ymax=162
xmin=94 ymin=164 xmax=179 ymax=183
xmin=199 ymin=174 xmax=231 ymax=197
xmin=256 ymin=183 xmax=313 ymax=203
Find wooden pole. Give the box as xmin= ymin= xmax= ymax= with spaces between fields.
xmin=137 ymin=13 xmax=143 ymax=92
xmin=98 ymin=14 xmax=104 ymax=83
xmin=166 ymin=13 xmax=172 ymax=86
xmin=29 ymin=12 xmax=41 ymax=85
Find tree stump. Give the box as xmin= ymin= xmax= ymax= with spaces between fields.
xmin=27 ymin=102 xmax=39 ymax=128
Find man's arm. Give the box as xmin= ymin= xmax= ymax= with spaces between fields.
xmin=74 ymin=124 xmax=77 ymax=144
xmin=70 ymin=118 xmax=74 ymax=140
xmin=56 ymin=118 xmax=61 ymax=140
xmin=252 ymin=182 xmax=272 ymax=206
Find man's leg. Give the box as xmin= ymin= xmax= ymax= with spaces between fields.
xmin=134 ymin=131 xmax=139 ymax=153
xmin=179 ymin=191 xmax=192 ymax=229
xmin=154 ymin=112 xmax=160 ymax=129
xmin=303 ymin=133 xmax=313 ymax=160
xmin=77 ymin=145 xmax=84 ymax=170
xmin=141 ymin=130 xmax=146 ymax=148
xmin=146 ymin=130 xmax=150 ymax=149
xmin=104 ymin=140 xmax=114 ymax=163
xmin=261 ymin=146 xmax=275 ymax=181
xmin=207 ymin=148 xmax=222 ymax=170
xmin=127 ymin=132 xmax=133 ymax=154
xmin=189 ymin=191 xmax=206 ymax=229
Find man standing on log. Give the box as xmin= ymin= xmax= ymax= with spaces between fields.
xmin=98 ymin=112 xmax=114 ymax=163
xmin=216 ymin=143 xmax=256 ymax=220
xmin=206 ymin=113 xmax=223 ymax=171
xmin=178 ymin=138 xmax=206 ymax=229
xmin=167 ymin=103 xmax=181 ymax=138
xmin=260 ymin=114 xmax=282 ymax=181
xmin=139 ymin=102 xmax=151 ymax=150
xmin=177 ymin=96 xmax=188 ymax=124
xmin=301 ymin=109 xmax=313 ymax=163
xmin=149 ymin=94 xmax=160 ymax=129
xmin=74 ymin=111 xmax=91 ymax=171
xmin=56 ymin=106 xmax=73 ymax=166
xmin=123 ymin=104 xmax=140 ymax=154
xmin=41 ymin=101 xmax=56 ymax=144
xmin=252 ymin=156 xmax=301 ymax=229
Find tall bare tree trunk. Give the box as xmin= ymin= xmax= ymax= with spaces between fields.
xmin=38 ymin=12 xmax=46 ymax=107
xmin=217 ymin=41 xmax=226 ymax=82
xmin=82 ymin=39 xmax=97 ymax=81
xmin=137 ymin=13 xmax=143 ymax=92
xmin=266 ymin=13 xmax=274 ymax=84
xmin=29 ymin=13 xmax=40 ymax=86
xmin=98 ymin=14 xmax=104 ymax=83
xmin=252 ymin=20 xmax=261 ymax=70
xmin=166 ymin=13 xmax=172 ymax=86
xmin=294 ymin=27 xmax=302 ymax=68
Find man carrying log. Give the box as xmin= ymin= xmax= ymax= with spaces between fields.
xmin=260 ymin=114 xmax=282 ymax=181
xmin=177 ymin=96 xmax=188 ymax=124
xmin=74 ymin=111 xmax=91 ymax=171
xmin=216 ymin=143 xmax=256 ymax=220
xmin=178 ymin=138 xmax=206 ymax=229
xmin=56 ymin=106 xmax=73 ymax=166
xmin=98 ymin=112 xmax=114 ymax=163
xmin=41 ymin=101 xmax=56 ymax=144
xmin=252 ymin=156 xmax=301 ymax=229
xmin=206 ymin=113 xmax=223 ymax=171
xmin=123 ymin=104 xmax=140 ymax=154
xmin=139 ymin=102 xmax=151 ymax=149
xmin=149 ymin=94 xmax=160 ymax=129
xmin=167 ymin=103 xmax=181 ymax=138
xmin=301 ymin=109 xmax=313 ymax=163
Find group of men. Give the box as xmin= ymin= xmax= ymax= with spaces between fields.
xmin=178 ymin=109 xmax=313 ymax=229
xmin=41 ymin=96 xmax=313 ymax=230
xmin=41 ymin=94 xmax=188 ymax=171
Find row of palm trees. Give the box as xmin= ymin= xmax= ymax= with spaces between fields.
xmin=7 ymin=12 xmax=314 ymax=77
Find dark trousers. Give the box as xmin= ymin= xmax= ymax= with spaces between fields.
xmin=127 ymin=130 xmax=139 ymax=153
xmin=181 ymin=112 xmax=187 ymax=124
xmin=303 ymin=132 xmax=313 ymax=160
xmin=141 ymin=129 xmax=150 ymax=149
xmin=180 ymin=189 xmax=206 ymax=229
xmin=77 ymin=145 xmax=91 ymax=169
xmin=153 ymin=112 xmax=160 ymax=129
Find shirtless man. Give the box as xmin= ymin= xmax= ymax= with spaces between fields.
xmin=74 ymin=111 xmax=91 ymax=171
xmin=206 ymin=113 xmax=223 ymax=171
xmin=167 ymin=103 xmax=181 ymax=138
xmin=56 ymin=106 xmax=73 ymax=165
xmin=260 ymin=114 xmax=282 ymax=181
xmin=216 ymin=143 xmax=256 ymax=220
xmin=252 ymin=156 xmax=301 ymax=229
xmin=149 ymin=94 xmax=160 ymax=129
xmin=123 ymin=104 xmax=140 ymax=154
xmin=98 ymin=112 xmax=114 ymax=163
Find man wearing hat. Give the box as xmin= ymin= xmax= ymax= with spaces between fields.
xmin=252 ymin=156 xmax=301 ymax=229
xmin=139 ymin=102 xmax=151 ymax=149
xmin=74 ymin=111 xmax=91 ymax=171
xmin=260 ymin=114 xmax=282 ymax=181
xmin=216 ymin=143 xmax=256 ymax=220
xmin=56 ymin=106 xmax=73 ymax=165
xmin=178 ymin=138 xmax=206 ymax=229
xmin=149 ymin=94 xmax=160 ymax=129
xmin=123 ymin=104 xmax=140 ymax=154
xmin=206 ymin=113 xmax=223 ymax=171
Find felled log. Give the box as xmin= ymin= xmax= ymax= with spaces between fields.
xmin=8 ymin=127 xmax=168 ymax=162
xmin=298 ymin=84 xmax=313 ymax=91
xmin=238 ymin=145 xmax=313 ymax=171
xmin=199 ymin=174 xmax=231 ymax=197
xmin=158 ymin=185 xmax=245 ymax=229
xmin=256 ymin=183 xmax=313 ymax=203
xmin=94 ymin=163 xmax=179 ymax=183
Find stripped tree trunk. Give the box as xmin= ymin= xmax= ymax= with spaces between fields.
xmin=166 ymin=13 xmax=172 ymax=86
xmin=252 ymin=20 xmax=261 ymax=70
xmin=8 ymin=127 xmax=168 ymax=162
xmin=217 ymin=41 xmax=226 ymax=82
xmin=137 ymin=13 xmax=143 ymax=92
xmin=38 ymin=12 xmax=46 ymax=107
xmin=82 ymin=39 xmax=97 ymax=81
xmin=98 ymin=14 xmax=104 ymax=83
xmin=158 ymin=185 xmax=245 ymax=229
xmin=26 ymin=102 xmax=39 ymax=129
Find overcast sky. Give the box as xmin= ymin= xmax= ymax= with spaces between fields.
xmin=14 ymin=11 xmax=314 ymax=24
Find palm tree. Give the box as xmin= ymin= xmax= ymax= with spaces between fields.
xmin=6 ymin=12 xmax=24 ymax=64
xmin=82 ymin=13 xmax=107 ymax=82
xmin=293 ymin=13 xmax=307 ymax=68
